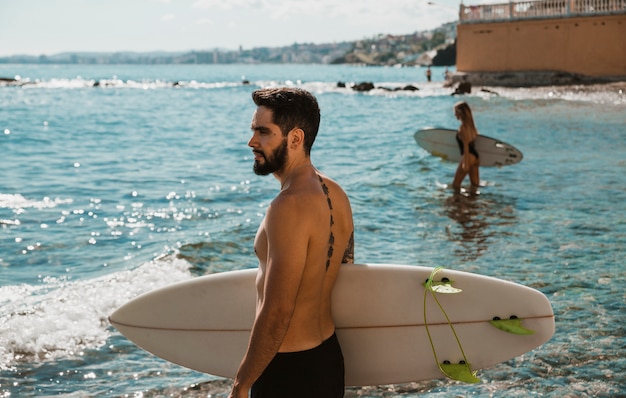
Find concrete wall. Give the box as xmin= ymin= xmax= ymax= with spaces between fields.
xmin=457 ymin=13 xmax=626 ymax=77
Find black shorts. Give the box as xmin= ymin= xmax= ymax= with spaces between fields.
xmin=251 ymin=333 xmax=345 ymax=398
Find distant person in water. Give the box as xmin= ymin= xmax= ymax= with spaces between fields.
xmin=452 ymin=101 xmax=480 ymax=193
xmin=425 ymin=66 xmax=432 ymax=82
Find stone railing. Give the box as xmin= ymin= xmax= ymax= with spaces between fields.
xmin=459 ymin=0 xmax=626 ymax=22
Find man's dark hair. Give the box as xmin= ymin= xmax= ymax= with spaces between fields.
xmin=252 ymin=88 xmax=321 ymax=156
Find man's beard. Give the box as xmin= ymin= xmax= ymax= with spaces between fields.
xmin=253 ymin=138 xmax=288 ymax=176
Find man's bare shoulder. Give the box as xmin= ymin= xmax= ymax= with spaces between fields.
xmin=266 ymin=189 xmax=312 ymax=223
xmin=317 ymin=173 xmax=349 ymax=197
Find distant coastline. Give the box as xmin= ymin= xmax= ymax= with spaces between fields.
xmin=0 ymin=22 xmax=457 ymax=67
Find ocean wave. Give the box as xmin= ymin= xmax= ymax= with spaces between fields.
xmin=0 ymin=76 xmax=244 ymax=90
xmin=0 ymin=255 xmax=193 ymax=371
xmin=2 ymin=76 xmax=441 ymax=96
xmin=2 ymin=75 xmax=623 ymax=104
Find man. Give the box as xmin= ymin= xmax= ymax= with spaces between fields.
xmin=229 ymin=87 xmax=354 ymax=398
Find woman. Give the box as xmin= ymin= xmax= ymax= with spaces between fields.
xmin=452 ymin=101 xmax=480 ymax=192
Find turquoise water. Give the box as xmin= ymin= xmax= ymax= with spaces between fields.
xmin=1 ymin=64 xmax=624 ymax=397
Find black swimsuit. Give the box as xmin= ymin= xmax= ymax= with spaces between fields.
xmin=456 ymin=133 xmax=479 ymax=158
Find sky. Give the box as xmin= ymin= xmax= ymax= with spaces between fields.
xmin=0 ymin=0 xmax=467 ymax=56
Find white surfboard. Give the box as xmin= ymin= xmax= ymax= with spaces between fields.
xmin=109 ymin=264 xmax=554 ymax=386
xmin=414 ymin=127 xmax=523 ymax=167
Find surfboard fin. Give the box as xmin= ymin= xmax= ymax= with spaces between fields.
xmin=490 ymin=317 xmax=535 ymax=335
xmin=423 ymin=270 xmax=462 ymax=294
xmin=439 ymin=362 xmax=481 ymax=384
xmin=430 ymin=283 xmax=462 ymax=294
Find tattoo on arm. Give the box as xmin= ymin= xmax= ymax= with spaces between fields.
xmin=341 ymin=231 xmax=354 ymax=264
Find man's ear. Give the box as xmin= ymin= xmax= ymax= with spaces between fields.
xmin=290 ymin=128 xmax=305 ymax=149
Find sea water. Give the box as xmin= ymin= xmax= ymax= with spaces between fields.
xmin=0 ymin=64 xmax=624 ymax=397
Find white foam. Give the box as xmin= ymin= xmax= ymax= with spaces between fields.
xmin=0 ymin=255 xmax=193 ymax=371
xmin=8 ymin=75 xmax=623 ymax=104
xmin=16 ymin=77 xmax=243 ymax=90
xmin=0 ymin=194 xmax=73 ymax=210
xmin=481 ymin=85 xmax=626 ymax=105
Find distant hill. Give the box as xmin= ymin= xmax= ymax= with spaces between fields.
xmin=0 ymin=22 xmax=457 ymax=66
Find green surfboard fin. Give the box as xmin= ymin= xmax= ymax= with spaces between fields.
xmin=490 ymin=318 xmax=535 ymax=335
xmin=430 ymin=282 xmax=462 ymax=294
xmin=423 ymin=270 xmax=462 ymax=294
xmin=439 ymin=362 xmax=481 ymax=384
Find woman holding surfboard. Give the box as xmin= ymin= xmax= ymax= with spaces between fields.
xmin=452 ymin=101 xmax=480 ymax=193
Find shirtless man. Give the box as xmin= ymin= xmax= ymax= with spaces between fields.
xmin=229 ymin=88 xmax=355 ymax=398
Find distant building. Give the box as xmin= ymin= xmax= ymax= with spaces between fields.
xmin=456 ymin=0 xmax=626 ymax=82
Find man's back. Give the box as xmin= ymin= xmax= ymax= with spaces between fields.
xmin=254 ymin=166 xmax=354 ymax=352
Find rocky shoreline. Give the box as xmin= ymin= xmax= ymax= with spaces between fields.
xmin=448 ymin=70 xmax=626 ymax=88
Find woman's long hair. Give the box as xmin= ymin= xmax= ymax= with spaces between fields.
xmin=454 ymin=101 xmax=478 ymax=141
